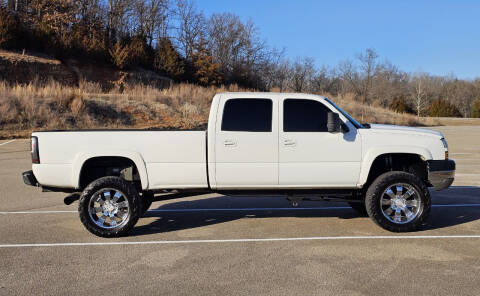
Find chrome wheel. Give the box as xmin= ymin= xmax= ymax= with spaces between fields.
xmin=380 ymin=183 xmax=422 ymax=224
xmin=88 ymin=188 xmax=130 ymax=229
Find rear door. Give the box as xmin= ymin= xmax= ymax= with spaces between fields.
xmin=279 ymin=97 xmax=361 ymax=187
xmin=214 ymin=96 xmax=278 ymax=188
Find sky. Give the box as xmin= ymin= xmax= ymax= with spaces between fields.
xmin=200 ymin=0 xmax=480 ymax=79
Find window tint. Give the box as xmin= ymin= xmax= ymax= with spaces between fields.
xmin=283 ymin=99 xmax=330 ymax=132
xmin=221 ymin=99 xmax=272 ymax=132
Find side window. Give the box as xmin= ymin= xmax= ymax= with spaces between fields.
xmin=283 ymin=99 xmax=330 ymax=132
xmin=221 ymin=99 xmax=272 ymax=132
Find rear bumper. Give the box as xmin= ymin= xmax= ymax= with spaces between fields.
xmin=22 ymin=170 xmax=39 ymax=187
xmin=427 ymin=160 xmax=455 ymax=191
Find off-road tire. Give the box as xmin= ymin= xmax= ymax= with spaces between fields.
xmin=365 ymin=171 xmax=431 ymax=232
xmin=78 ymin=176 xmax=141 ymax=237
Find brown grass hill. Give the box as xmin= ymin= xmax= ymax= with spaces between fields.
xmin=0 ymin=50 xmax=171 ymax=91
xmin=2 ymin=50 xmax=480 ymax=140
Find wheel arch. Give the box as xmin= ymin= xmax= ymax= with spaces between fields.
xmin=72 ymin=151 xmax=148 ymax=190
xmin=359 ymin=147 xmax=431 ymax=188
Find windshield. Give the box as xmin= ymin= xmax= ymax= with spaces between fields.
xmin=324 ymin=98 xmax=364 ymax=129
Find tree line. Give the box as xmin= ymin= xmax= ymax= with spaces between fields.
xmin=0 ymin=0 xmax=479 ymax=117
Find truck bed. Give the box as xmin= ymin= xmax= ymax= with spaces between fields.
xmin=32 ymin=130 xmax=208 ymax=190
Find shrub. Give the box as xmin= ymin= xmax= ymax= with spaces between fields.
xmin=126 ymin=36 xmax=153 ymax=68
xmin=472 ymin=99 xmax=480 ymax=118
xmin=0 ymin=7 xmax=23 ymax=49
xmin=154 ymin=38 xmax=185 ymax=80
xmin=389 ymin=96 xmax=414 ymax=114
xmin=109 ymin=42 xmax=131 ymax=70
xmin=428 ymin=98 xmax=462 ymax=117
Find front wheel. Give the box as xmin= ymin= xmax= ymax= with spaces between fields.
xmin=365 ymin=171 xmax=431 ymax=232
xmin=78 ymin=176 xmax=141 ymax=237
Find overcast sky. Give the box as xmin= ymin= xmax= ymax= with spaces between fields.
xmin=201 ymin=0 xmax=480 ymax=79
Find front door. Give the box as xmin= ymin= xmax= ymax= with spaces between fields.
xmin=215 ymin=97 xmax=279 ymax=188
xmin=279 ymin=97 xmax=361 ymax=187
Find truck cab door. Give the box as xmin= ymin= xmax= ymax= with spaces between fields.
xmin=214 ymin=96 xmax=278 ymax=188
xmin=279 ymin=97 xmax=361 ymax=187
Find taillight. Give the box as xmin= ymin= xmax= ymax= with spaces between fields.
xmin=31 ymin=136 xmax=40 ymax=164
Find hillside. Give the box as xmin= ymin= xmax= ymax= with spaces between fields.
xmin=1 ymin=50 xmax=479 ymax=140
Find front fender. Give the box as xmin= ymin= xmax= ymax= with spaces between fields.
xmin=358 ymin=146 xmax=433 ymax=186
xmin=72 ymin=150 xmax=149 ymax=190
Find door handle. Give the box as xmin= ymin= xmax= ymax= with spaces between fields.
xmin=283 ymin=139 xmax=296 ymax=146
xmin=224 ymin=139 xmax=237 ymax=147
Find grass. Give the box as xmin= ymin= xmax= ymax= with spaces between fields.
xmin=0 ymin=80 xmax=474 ymax=139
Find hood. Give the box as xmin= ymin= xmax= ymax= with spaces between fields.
xmin=367 ymin=124 xmax=443 ymax=138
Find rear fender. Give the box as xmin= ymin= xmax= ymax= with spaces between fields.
xmin=72 ymin=150 xmax=149 ymax=190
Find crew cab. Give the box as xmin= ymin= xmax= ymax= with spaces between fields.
xmin=22 ymin=93 xmax=455 ymax=237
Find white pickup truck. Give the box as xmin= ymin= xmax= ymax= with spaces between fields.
xmin=23 ymin=92 xmax=455 ymax=237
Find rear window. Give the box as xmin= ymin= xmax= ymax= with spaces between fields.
xmin=221 ymin=99 xmax=272 ymax=132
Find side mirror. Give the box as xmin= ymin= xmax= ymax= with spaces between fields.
xmin=327 ymin=112 xmax=342 ymax=133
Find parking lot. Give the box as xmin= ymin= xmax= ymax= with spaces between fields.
xmin=1 ymin=126 xmax=479 ymax=295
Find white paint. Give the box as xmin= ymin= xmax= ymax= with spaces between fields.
xmin=32 ymin=92 xmax=448 ymax=191
xmin=0 ymin=139 xmax=15 ymax=146
xmin=2 ymin=235 xmax=480 ymax=248
xmin=214 ymin=94 xmax=279 ymax=187
xmin=1 ymin=203 xmax=480 ymax=215
xmin=32 ymin=131 xmax=208 ymax=190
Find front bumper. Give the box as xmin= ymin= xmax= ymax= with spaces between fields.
xmin=22 ymin=170 xmax=39 ymax=187
xmin=427 ymin=160 xmax=455 ymax=191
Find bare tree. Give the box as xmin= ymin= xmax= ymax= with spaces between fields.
xmin=311 ymin=65 xmax=330 ymax=94
xmin=357 ymin=48 xmax=378 ymax=103
xmin=371 ymin=60 xmax=408 ymax=106
xmin=131 ymin=0 xmax=169 ymax=46
xmin=206 ymin=13 xmax=246 ymax=76
xmin=106 ymin=0 xmax=132 ymax=42
xmin=337 ymin=59 xmax=361 ymax=97
xmin=410 ymin=73 xmax=429 ymax=117
xmin=174 ymin=0 xmax=205 ymax=60
xmin=291 ymin=57 xmax=315 ymax=92
xmin=268 ymin=59 xmax=291 ymax=92
xmin=452 ymin=80 xmax=475 ymax=117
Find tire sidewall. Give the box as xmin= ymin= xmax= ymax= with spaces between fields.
xmin=365 ymin=171 xmax=431 ymax=232
xmin=78 ymin=176 xmax=141 ymax=237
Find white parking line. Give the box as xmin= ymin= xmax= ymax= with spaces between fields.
xmin=0 ymin=210 xmax=78 ymax=214
xmin=1 ymin=235 xmax=480 ymax=248
xmin=1 ymin=204 xmax=480 ymax=215
xmin=0 ymin=139 xmax=15 ymax=146
xmin=455 ymin=173 xmax=480 ymax=177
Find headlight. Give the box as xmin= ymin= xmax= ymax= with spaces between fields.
xmin=441 ymin=138 xmax=448 ymax=149
xmin=441 ymin=138 xmax=448 ymax=159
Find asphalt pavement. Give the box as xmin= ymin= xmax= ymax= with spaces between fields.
xmin=0 ymin=126 xmax=479 ymax=295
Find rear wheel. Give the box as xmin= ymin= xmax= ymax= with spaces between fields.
xmin=365 ymin=171 xmax=430 ymax=232
xmin=78 ymin=176 xmax=141 ymax=237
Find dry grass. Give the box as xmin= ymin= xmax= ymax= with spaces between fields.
xmin=0 ymin=80 xmax=468 ymax=139
xmin=0 ymin=80 xmax=248 ymax=138
xmin=333 ymin=93 xmax=441 ymax=127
